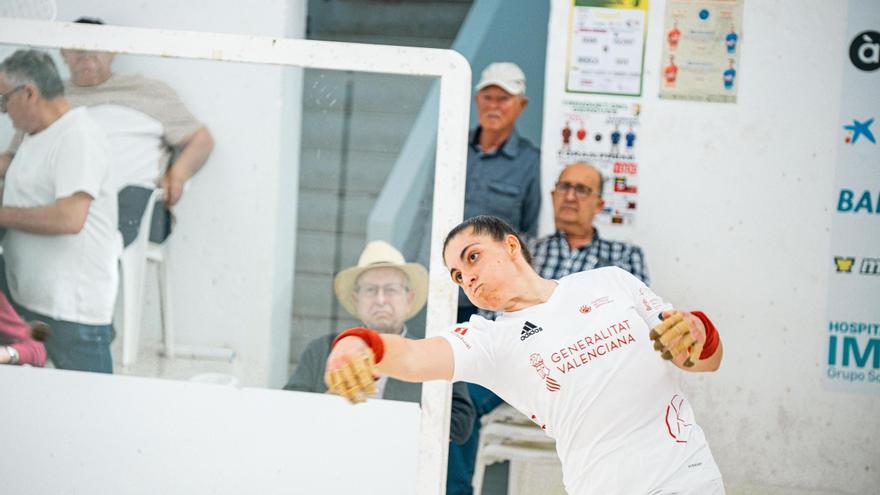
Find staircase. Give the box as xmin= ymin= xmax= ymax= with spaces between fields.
xmin=291 ymin=0 xmax=473 ymax=362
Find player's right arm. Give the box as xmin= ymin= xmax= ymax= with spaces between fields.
xmin=326 ymin=334 xmax=454 ymax=387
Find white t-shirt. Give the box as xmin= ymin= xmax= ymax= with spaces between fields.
xmin=2 ymin=107 xmax=119 ymax=325
xmin=64 ymin=74 xmax=202 ymax=190
xmin=86 ymin=104 xmax=166 ymax=189
xmin=441 ymin=267 xmax=722 ymax=494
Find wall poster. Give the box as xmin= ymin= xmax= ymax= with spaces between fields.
xmin=658 ymin=0 xmax=745 ymax=102
xmin=566 ymin=0 xmax=649 ymax=96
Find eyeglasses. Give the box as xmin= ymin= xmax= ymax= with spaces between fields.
xmin=554 ymin=181 xmax=596 ymax=199
xmin=0 ymin=85 xmax=26 ymax=113
xmin=355 ymin=283 xmax=409 ymax=299
xmin=476 ymin=92 xmax=514 ymax=106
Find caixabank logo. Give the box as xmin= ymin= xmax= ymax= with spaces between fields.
xmin=842 ymin=117 xmax=876 ymax=145
xmin=826 ymin=320 xmax=880 ymax=385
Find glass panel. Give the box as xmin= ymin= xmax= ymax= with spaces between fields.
xmin=0 ymin=44 xmax=439 ymax=395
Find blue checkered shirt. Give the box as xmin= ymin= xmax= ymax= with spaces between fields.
xmin=529 ymin=229 xmax=650 ymax=284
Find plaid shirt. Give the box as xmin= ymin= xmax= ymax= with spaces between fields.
xmin=529 ymin=229 xmax=650 ymax=285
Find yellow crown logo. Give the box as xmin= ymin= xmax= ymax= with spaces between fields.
xmin=834 ymin=257 xmax=855 ymax=273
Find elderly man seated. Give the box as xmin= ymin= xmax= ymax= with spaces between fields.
xmin=285 ymin=241 xmax=475 ymax=446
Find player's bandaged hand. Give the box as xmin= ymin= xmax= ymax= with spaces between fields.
xmin=325 ymin=346 xmax=378 ymax=404
xmin=649 ymin=311 xmax=705 ymax=367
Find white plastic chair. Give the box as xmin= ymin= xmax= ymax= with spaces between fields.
xmin=118 ymin=188 xmax=175 ymax=367
xmin=472 ymin=404 xmax=566 ymax=495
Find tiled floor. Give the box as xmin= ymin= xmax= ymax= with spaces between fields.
xmin=109 ymin=337 xmax=240 ymax=382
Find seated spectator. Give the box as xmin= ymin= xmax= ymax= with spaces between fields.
xmin=531 ymin=161 xmax=649 ymax=283
xmin=0 ymin=292 xmax=48 ymax=367
xmin=0 ymin=49 xmax=117 ymax=373
xmin=285 ymin=240 xmax=475 ymax=445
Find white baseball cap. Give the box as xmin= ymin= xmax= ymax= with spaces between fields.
xmin=475 ymin=62 xmax=526 ymax=96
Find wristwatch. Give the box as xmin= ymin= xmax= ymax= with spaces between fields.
xmin=4 ymin=346 xmax=19 ymax=365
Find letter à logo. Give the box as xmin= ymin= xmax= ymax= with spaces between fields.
xmin=579 ymin=305 xmax=592 ymax=314
xmin=850 ymin=31 xmax=880 ymax=72
xmin=835 ymin=256 xmax=855 ymax=273
xmin=520 ymin=321 xmax=544 ymax=341
xmin=860 ymin=258 xmax=880 ymax=276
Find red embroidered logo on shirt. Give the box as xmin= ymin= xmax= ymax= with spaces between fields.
xmin=579 ymin=305 xmax=592 ymax=314
xmin=665 ymin=394 xmax=692 ymax=443
xmin=453 ymin=326 xmax=468 ymax=336
xmin=530 ymin=353 xmax=561 ymax=392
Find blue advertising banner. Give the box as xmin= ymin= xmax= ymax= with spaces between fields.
xmin=825 ymin=0 xmax=880 ymax=394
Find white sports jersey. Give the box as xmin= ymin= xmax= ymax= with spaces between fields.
xmin=441 ymin=267 xmax=722 ymax=494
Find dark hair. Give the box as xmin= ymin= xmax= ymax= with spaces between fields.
xmin=0 ymin=49 xmax=64 ymax=100
xmin=74 ymin=17 xmax=105 ymax=25
xmin=442 ymin=215 xmax=532 ymax=266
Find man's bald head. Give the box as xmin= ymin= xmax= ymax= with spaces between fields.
xmin=550 ymin=162 xmax=605 ymax=238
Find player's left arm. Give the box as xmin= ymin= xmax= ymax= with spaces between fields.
xmin=651 ymin=310 xmax=723 ymax=372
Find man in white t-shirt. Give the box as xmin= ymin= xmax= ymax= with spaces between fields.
xmin=0 ymin=49 xmax=118 ymax=373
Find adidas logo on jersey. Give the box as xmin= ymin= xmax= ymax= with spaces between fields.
xmin=520 ymin=321 xmax=543 ymax=341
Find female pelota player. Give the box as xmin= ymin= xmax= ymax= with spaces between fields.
xmin=325 ymin=215 xmax=724 ymax=494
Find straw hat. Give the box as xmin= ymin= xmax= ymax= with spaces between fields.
xmin=334 ymin=241 xmax=429 ymax=321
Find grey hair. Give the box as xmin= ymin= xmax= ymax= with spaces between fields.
xmin=0 ymin=49 xmax=64 ymax=100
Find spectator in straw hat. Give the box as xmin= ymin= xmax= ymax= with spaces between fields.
xmin=284 ymin=240 xmax=475 ymax=446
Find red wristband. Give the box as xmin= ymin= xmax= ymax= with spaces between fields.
xmin=691 ymin=311 xmax=719 ymax=360
xmin=332 ymin=327 xmax=385 ymax=364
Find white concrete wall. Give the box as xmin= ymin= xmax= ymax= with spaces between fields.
xmin=0 ymin=1 xmax=306 ymax=387
xmin=0 ymin=365 xmax=420 ymax=494
xmin=541 ymin=1 xmax=879 ymax=493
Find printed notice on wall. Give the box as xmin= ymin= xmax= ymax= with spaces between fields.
xmin=825 ymin=0 xmax=879 ymax=395
xmin=566 ymin=0 xmax=649 ymax=96
xmin=658 ymin=0 xmax=744 ymax=103
xmin=556 ymin=100 xmax=641 ymax=225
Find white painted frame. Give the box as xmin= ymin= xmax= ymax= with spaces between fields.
xmin=0 ymin=18 xmax=471 ymax=494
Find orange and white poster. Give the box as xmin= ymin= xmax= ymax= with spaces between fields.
xmin=659 ymin=0 xmax=744 ymax=103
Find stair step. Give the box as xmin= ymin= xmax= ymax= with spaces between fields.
xmin=294 ymin=229 xmax=366 ymax=276
xmin=300 ymin=147 xmax=399 ymax=194
xmin=301 ymin=106 xmax=423 ymax=154
xmin=308 ymin=0 xmax=471 ymax=39
xmin=303 ymin=70 xmax=434 ymax=114
xmin=311 ymin=33 xmax=456 ymax=49
xmin=296 ymin=189 xmax=378 ymax=236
